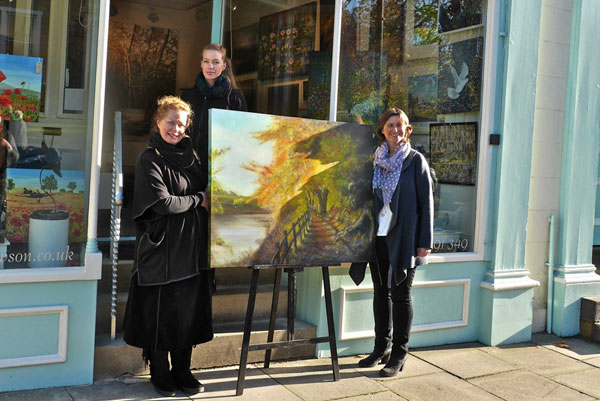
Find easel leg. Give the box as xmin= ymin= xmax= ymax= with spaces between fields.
xmin=287 ymin=269 xmax=296 ymax=341
xmin=264 ymin=267 xmax=282 ymax=368
xmin=322 ymin=266 xmax=340 ymax=381
xmin=236 ymin=268 xmax=260 ymax=396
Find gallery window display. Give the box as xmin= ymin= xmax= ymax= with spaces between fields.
xmin=337 ymin=0 xmax=485 ymax=254
xmin=223 ymin=0 xmax=335 ymax=119
xmin=0 ymin=0 xmax=99 ymax=269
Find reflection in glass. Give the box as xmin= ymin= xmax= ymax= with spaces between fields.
xmin=338 ymin=0 xmax=487 ymax=253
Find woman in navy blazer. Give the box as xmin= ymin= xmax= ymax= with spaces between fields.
xmin=358 ymin=108 xmax=433 ymax=377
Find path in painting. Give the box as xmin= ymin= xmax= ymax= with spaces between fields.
xmin=211 ymin=213 xmax=273 ymax=265
xmin=294 ymin=213 xmax=352 ymax=261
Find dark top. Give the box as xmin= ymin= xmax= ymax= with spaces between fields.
xmin=132 ymin=135 xmax=208 ymax=285
xmin=181 ymin=83 xmax=247 ymax=178
xmin=350 ymin=149 xmax=434 ymax=287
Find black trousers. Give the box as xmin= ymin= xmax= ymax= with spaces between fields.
xmin=370 ymin=236 xmax=416 ymax=358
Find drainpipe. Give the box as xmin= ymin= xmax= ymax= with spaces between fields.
xmin=546 ymin=214 xmax=556 ymax=334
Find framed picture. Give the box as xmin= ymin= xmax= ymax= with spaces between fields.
xmin=209 ymin=109 xmax=375 ymax=268
xmin=429 ymin=122 xmax=477 ymax=185
xmin=258 ymin=2 xmax=318 ymax=80
xmin=0 ymin=54 xmax=42 ymax=122
xmin=438 ymin=0 xmax=484 ymax=34
xmin=407 ymin=74 xmax=437 ymax=122
xmin=107 ymin=21 xmax=178 ymax=127
xmin=437 ymin=37 xmax=483 ymax=114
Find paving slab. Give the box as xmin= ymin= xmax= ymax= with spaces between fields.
xmin=260 ymin=358 xmax=388 ymax=401
xmin=553 ymin=367 xmax=600 ymax=399
xmin=66 ymin=380 xmax=190 ymax=400
xmin=381 ymin=371 xmax=503 ymax=401
xmin=470 ymin=369 xmax=595 ymax=401
xmin=336 ymin=391 xmax=407 ymax=400
xmin=532 ymin=333 xmax=600 ymax=360
xmin=353 ymin=354 xmax=442 ymax=380
xmin=186 ymin=365 xmax=302 ymax=401
xmin=0 ymin=387 xmax=72 ymax=401
xmin=411 ymin=346 xmax=517 ymax=379
xmin=480 ymin=343 xmax=591 ymax=377
xmin=584 ymin=356 xmax=600 ymax=368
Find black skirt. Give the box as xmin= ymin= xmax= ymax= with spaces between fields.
xmin=123 ymin=271 xmax=213 ymax=351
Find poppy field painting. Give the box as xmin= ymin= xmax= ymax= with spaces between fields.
xmin=0 ymin=54 xmax=42 ymax=122
xmin=209 ymin=109 xmax=375 ymax=268
xmin=5 ymin=169 xmax=86 ymax=244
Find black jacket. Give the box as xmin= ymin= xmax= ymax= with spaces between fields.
xmin=181 ymin=85 xmax=247 ymax=177
xmin=350 ymin=149 xmax=433 ymax=286
xmin=133 ymin=146 xmax=208 ymax=285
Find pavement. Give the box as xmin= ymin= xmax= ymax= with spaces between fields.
xmin=2 ymin=333 xmax=600 ymax=400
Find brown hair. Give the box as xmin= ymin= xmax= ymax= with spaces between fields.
xmin=202 ymin=43 xmax=239 ymax=90
xmin=375 ymin=108 xmax=413 ymax=146
xmin=151 ymin=96 xmax=193 ymax=133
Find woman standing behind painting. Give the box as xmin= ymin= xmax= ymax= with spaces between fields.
xmin=181 ymin=43 xmax=247 ymax=177
xmin=356 ymin=108 xmax=433 ymax=377
xmin=123 ymin=96 xmax=211 ymax=397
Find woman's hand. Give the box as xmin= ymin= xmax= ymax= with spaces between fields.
xmin=417 ymin=247 xmax=431 ymax=258
xmin=1 ymin=138 xmax=12 ymax=152
xmin=199 ymin=191 xmax=210 ymax=212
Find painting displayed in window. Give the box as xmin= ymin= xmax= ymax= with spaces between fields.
xmin=438 ymin=0 xmax=483 ymax=33
xmin=407 ymin=74 xmax=437 ymax=122
xmin=209 ymin=109 xmax=375 ymax=268
xmin=258 ymin=2 xmax=317 ymax=80
xmin=0 ymin=54 xmax=42 ymax=122
xmin=429 ymin=122 xmax=477 ymax=185
xmin=107 ymin=21 xmax=178 ymax=135
xmin=437 ymin=38 xmax=483 ymax=114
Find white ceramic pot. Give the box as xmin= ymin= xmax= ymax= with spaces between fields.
xmin=28 ymin=210 xmax=69 ymax=268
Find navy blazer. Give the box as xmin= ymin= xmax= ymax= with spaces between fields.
xmin=350 ymin=149 xmax=433 ymax=286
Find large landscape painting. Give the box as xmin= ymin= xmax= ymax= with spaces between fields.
xmin=209 ymin=110 xmax=375 ymax=268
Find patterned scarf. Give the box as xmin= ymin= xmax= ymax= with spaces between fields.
xmin=195 ymin=73 xmax=230 ymax=99
xmin=372 ymin=141 xmax=411 ymax=205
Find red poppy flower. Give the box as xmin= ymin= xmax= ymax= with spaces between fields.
xmin=20 ymin=105 xmax=26 ymax=111
xmin=8 ymin=234 xmax=23 ymax=243
xmin=0 ymin=95 xmax=11 ymax=107
xmin=3 ymin=89 xmax=12 ymax=95
xmin=24 ymin=118 xmax=31 ymax=122
xmin=20 ymin=81 xmax=25 ymax=85
xmin=20 ymin=96 xmax=27 ymax=101
xmin=10 ymin=217 xmax=22 ymax=227
xmin=14 ymin=88 xmax=21 ymax=94
xmin=29 ymin=104 xmax=37 ymax=110
xmin=0 ymin=71 xmax=5 ymax=82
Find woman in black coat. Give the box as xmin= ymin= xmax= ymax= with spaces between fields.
xmin=181 ymin=43 xmax=247 ymax=179
xmin=358 ymin=108 xmax=433 ymax=377
xmin=123 ymin=96 xmax=211 ymax=397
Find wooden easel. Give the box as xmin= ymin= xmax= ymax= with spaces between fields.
xmin=236 ymin=264 xmax=340 ymax=396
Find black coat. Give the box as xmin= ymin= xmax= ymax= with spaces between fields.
xmin=132 ymin=146 xmax=208 ymax=285
xmin=181 ymin=85 xmax=247 ymax=177
xmin=350 ymin=149 xmax=433 ymax=286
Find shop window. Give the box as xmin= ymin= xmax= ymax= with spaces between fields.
xmin=223 ymin=0 xmax=335 ymax=119
xmin=337 ymin=0 xmax=485 ymax=254
xmin=1 ymin=0 xmax=100 ymax=270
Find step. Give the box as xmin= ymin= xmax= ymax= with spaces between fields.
xmin=95 ymin=283 xmax=290 ymax=335
xmin=580 ymin=295 xmax=600 ymax=323
xmin=93 ymin=318 xmax=317 ymax=381
xmin=580 ymin=320 xmax=600 ymax=343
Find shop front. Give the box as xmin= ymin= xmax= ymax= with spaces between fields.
xmin=1 ymin=0 xmax=599 ymax=393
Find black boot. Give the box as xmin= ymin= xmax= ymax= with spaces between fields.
xmin=358 ymin=348 xmax=391 ymax=368
xmin=379 ymin=354 xmax=407 ymax=377
xmin=170 ymin=348 xmax=204 ymax=394
xmin=148 ymin=349 xmax=177 ymax=397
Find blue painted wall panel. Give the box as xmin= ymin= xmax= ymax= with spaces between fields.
xmin=0 ymin=281 xmax=97 ymax=392
xmin=0 ymin=314 xmax=59 ymax=359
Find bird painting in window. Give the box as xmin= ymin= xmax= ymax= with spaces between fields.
xmin=445 ymin=60 xmax=469 ymax=99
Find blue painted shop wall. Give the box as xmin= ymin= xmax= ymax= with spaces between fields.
xmin=296 ymin=262 xmax=487 ymax=357
xmin=0 ymin=281 xmax=97 ymax=391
